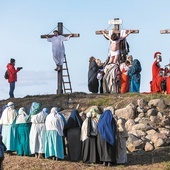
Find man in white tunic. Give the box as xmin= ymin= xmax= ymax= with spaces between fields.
xmin=0 ymin=102 xmax=17 ymax=153
xmin=46 ymin=30 xmax=72 ymax=71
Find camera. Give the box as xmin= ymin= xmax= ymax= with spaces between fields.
xmin=17 ymin=67 xmax=23 ymax=69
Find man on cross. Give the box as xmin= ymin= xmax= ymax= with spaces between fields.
xmin=46 ymin=30 xmax=72 ymax=71
xmin=102 ymin=30 xmax=132 ymax=64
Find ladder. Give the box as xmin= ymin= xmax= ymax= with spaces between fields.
xmin=62 ymin=55 xmax=72 ymax=93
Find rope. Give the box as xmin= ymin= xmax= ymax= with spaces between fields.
xmin=47 ymin=25 xmax=58 ymax=35
xmin=63 ymin=25 xmax=72 ymax=34
xmin=47 ymin=24 xmax=73 ymax=35
xmin=105 ymin=24 xmax=113 ymax=31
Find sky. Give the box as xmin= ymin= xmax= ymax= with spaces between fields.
xmin=0 ymin=0 xmax=170 ymax=100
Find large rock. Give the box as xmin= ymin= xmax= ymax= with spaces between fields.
xmin=148 ymin=99 xmax=166 ymax=111
xmin=132 ymin=123 xmax=151 ymax=131
xmin=129 ymin=130 xmax=146 ymax=138
xmin=146 ymin=108 xmax=157 ymax=117
xmin=127 ymin=134 xmax=145 ymax=152
xmin=144 ymin=142 xmax=154 ymax=151
xmin=125 ymin=119 xmax=135 ymax=132
xmin=115 ymin=103 xmax=136 ymax=120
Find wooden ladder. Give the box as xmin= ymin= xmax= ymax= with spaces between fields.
xmin=62 ymin=55 xmax=72 ymax=93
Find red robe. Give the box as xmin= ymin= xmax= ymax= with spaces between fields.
xmin=120 ymin=68 xmax=129 ymax=93
xmin=166 ymin=76 xmax=170 ymax=94
xmin=150 ymin=75 xmax=164 ymax=93
xmin=152 ymin=61 xmax=160 ymax=80
xmin=151 ymin=61 xmax=162 ymax=93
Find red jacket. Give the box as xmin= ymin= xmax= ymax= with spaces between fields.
xmin=7 ymin=63 xmax=19 ymax=83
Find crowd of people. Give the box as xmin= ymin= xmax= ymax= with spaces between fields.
xmin=88 ymin=29 xmax=142 ymax=94
xmin=88 ymin=30 xmax=170 ymax=95
xmin=88 ymin=54 xmax=142 ymax=94
xmin=0 ymin=101 xmax=128 ymax=168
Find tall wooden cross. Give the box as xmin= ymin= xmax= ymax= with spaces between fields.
xmin=160 ymin=29 xmax=170 ymax=34
xmin=41 ymin=22 xmax=80 ymax=94
xmin=95 ymin=18 xmax=139 ymax=63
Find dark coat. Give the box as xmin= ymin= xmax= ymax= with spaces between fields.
xmin=88 ymin=61 xmax=99 ymax=93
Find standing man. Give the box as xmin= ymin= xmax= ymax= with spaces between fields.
xmin=46 ymin=30 xmax=72 ymax=71
xmin=6 ymin=58 xmax=22 ymax=98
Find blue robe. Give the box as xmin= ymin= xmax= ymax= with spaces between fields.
xmin=16 ymin=123 xmax=31 ymax=156
xmin=128 ymin=59 xmax=142 ymax=92
xmin=45 ymin=130 xmax=64 ymax=159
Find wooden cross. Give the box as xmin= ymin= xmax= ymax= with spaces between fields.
xmin=160 ymin=29 xmax=170 ymax=34
xmin=95 ymin=18 xmax=139 ymax=34
xmin=95 ymin=18 xmax=139 ymax=63
xmin=41 ymin=22 xmax=80 ymax=94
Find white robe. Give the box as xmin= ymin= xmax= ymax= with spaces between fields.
xmin=0 ymin=107 xmax=17 ymax=151
xmin=45 ymin=112 xmax=64 ymax=136
xmin=29 ymin=111 xmax=47 ymax=154
xmin=45 ymin=108 xmax=64 ymax=159
xmin=47 ymin=35 xmax=70 ymax=65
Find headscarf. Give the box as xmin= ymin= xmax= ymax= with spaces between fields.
xmin=29 ymin=102 xmax=42 ymax=115
xmin=7 ymin=102 xmax=14 ymax=109
xmin=0 ymin=102 xmax=17 ymax=125
xmin=45 ymin=107 xmax=64 ymax=136
xmin=128 ymin=59 xmax=142 ymax=83
xmin=64 ymin=109 xmax=83 ymax=130
xmin=54 ymin=107 xmax=66 ymax=125
xmin=81 ymin=112 xmax=98 ymax=142
xmin=42 ymin=108 xmax=49 ymax=115
xmin=16 ymin=107 xmax=29 ymax=124
xmin=97 ymin=110 xmax=117 ymax=146
xmin=90 ymin=108 xmax=100 ymax=123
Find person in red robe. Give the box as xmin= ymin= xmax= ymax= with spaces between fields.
xmin=164 ymin=65 xmax=170 ymax=94
xmin=150 ymin=52 xmax=164 ymax=93
xmin=120 ymin=60 xmax=130 ymax=93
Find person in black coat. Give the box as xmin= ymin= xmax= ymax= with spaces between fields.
xmin=88 ymin=56 xmax=99 ymax=93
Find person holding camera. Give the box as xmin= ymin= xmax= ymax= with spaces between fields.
xmin=6 ymin=58 xmax=22 ymax=98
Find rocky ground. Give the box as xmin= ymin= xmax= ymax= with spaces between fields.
xmin=0 ymin=92 xmax=170 ymax=170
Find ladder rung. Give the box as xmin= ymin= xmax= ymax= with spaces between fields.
xmin=62 ymin=55 xmax=72 ymax=94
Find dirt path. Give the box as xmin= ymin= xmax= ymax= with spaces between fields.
xmin=3 ymin=146 xmax=170 ymax=170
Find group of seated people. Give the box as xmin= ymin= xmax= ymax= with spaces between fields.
xmin=88 ymin=55 xmax=142 ymax=94
xmin=0 ymin=102 xmax=128 ymax=167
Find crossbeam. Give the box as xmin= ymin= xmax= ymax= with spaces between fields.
xmin=41 ymin=33 xmax=80 ymax=38
xmin=160 ymin=29 xmax=170 ymax=34
xmin=96 ymin=29 xmax=139 ymax=35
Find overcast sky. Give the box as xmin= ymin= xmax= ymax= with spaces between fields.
xmin=0 ymin=0 xmax=170 ymax=100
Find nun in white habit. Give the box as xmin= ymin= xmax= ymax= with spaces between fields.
xmin=0 ymin=102 xmax=17 ymax=152
xmin=45 ymin=107 xmax=64 ymax=160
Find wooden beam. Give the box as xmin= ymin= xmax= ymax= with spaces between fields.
xmin=41 ymin=33 xmax=80 ymax=39
xmin=160 ymin=29 xmax=170 ymax=34
xmin=95 ymin=29 xmax=139 ymax=35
